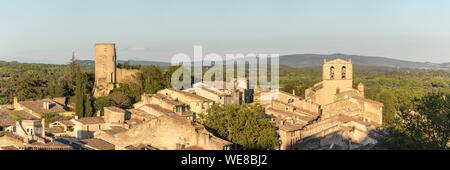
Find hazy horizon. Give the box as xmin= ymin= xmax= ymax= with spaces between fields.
xmin=1 ymin=0 xmax=450 ymax=64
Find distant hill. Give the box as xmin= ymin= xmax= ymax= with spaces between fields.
xmin=77 ymin=60 xmax=170 ymax=67
xmin=76 ymin=54 xmax=449 ymax=70
xmin=280 ymin=54 xmax=450 ymax=70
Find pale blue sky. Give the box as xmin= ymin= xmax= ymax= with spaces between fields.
xmin=1 ymin=0 xmax=450 ymax=64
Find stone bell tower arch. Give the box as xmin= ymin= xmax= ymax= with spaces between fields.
xmin=319 ymin=58 xmax=353 ymax=105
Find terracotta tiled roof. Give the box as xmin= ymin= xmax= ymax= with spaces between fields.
xmin=334 ymin=114 xmax=355 ymax=123
xmin=102 ymin=126 xmax=128 ymax=136
xmin=177 ymin=90 xmax=213 ymax=102
xmin=125 ymin=144 xmax=159 ymax=150
xmin=4 ymin=133 xmax=24 ymax=142
xmin=0 ymin=112 xmax=9 ymax=119
xmin=58 ymin=120 xmax=75 ymax=126
xmin=52 ymin=97 xmax=67 ymax=105
xmin=75 ymin=117 xmax=105 ymax=125
xmin=0 ymin=146 xmax=19 ymax=150
xmin=183 ymin=146 xmax=205 ymax=150
xmin=82 ymin=138 xmax=115 ymax=150
xmin=19 ymin=99 xmax=67 ymax=115
xmin=194 ymin=87 xmax=230 ymax=97
xmin=351 ymin=95 xmax=384 ymax=106
xmin=128 ymin=109 xmax=157 ymax=119
xmin=104 ymin=106 xmax=125 ymax=113
xmin=47 ymin=127 xmax=65 ymax=134
xmin=0 ymin=116 xmax=15 ymax=127
xmin=201 ymin=81 xmax=235 ymax=90
xmin=10 ymin=110 xmax=39 ymax=120
xmin=279 ymin=123 xmax=306 ymax=132
xmin=270 ymin=100 xmax=320 ymax=116
xmin=266 ymin=107 xmax=316 ymax=123
xmin=161 ymin=89 xmax=213 ymax=102
xmin=25 ymin=142 xmax=71 ymax=150
xmin=142 ymin=104 xmax=175 ymax=115
xmin=0 ymin=110 xmax=39 ymax=120
xmin=335 ymin=115 xmax=381 ymax=127
xmin=152 ymin=94 xmax=185 ymax=106
xmin=278 ymin=91 xmax=302 ymax=99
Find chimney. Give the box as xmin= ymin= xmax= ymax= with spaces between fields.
xmin=41 ymin=118 xmax=46 ymax=138
xmin=357 ymin=83 xmax=365 ymax=98
xmin=43 ymin=101 xmax=50 ymax=110
xmin=13 ymin=97 xmax=20 ymax=110
xmin=96 ymin=110 xmax=102 ymax=117
xmin=13 ymin=97 xmax=18 ymax=105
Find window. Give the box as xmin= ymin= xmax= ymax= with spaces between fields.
xmin=176 ymin=144 xmax=186 ymax=150
xmin=330 ymin=66 xmax=335 ymax=79
xmin=342 ymin=66 xmax=347 ymax=79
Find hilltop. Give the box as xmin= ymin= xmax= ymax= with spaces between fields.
xmin=280 ymin=54 xmax=450 ymax=70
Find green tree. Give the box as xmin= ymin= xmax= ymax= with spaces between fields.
xmin=164 ymin=65 xmax=182 ymax=87
xmin=112 ymin=83 xmax=141 ymax=103
xmin=51 ymin=53 xmax=79 ymax=97
xmin=388 ymin=92 xmax=450 ymax=150
xmin=138 ymin=66 xmax=166 ymax=94
xmin=94 ymin=96 xmax=114 ymax=115
xmin=109 ymin=91 xmax=133 ymax=109
xmin=75 ymin=66 xmax=84 ymax=117
xmin=84 ymin=95 xmax=94 ymax=117
xmin=204 ymin=104 xmax=279 ymax=150
xmin=123 ymin=60 xmax=131 ymax=69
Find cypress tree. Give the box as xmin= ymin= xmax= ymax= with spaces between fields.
xmin=75 ymin=65 xmax=84 ymax=117
xmin=84 ymin=95 xmax=94 ymax=117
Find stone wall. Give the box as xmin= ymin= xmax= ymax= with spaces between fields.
xmin=322 ymin=99 xmax=362 ymax=119
xmin=0 ymin=134 xmax=23 ymax=148
xmin=361 ymin=101 xmax=383 ymax=125
xmin=104 ymin=107 xmax=126 ymax=124
xmin=116 ymin=68 xmax=139 ymax=84
xmin=95 ymin=115 xmax=231 ymax=150
xmin=158 ymin=89 xmax=213 ymax=115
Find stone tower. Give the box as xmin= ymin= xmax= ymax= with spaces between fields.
xmin=95 ymin=43 xmax=117 ymax=85
xmin=318 ymin=58 xmax=353 ymax=105
xmin=94 ymin=43 xmax=117 ymax=97
xmin=322 ymin=58 xmax=353 ymax=82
